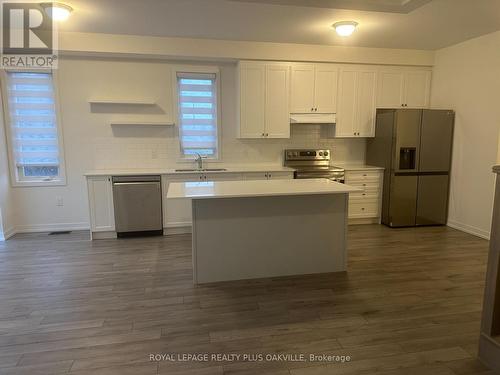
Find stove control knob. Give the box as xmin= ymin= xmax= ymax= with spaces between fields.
xmin=324 ymin=151 xmax=329 ymax=157
xmin=319 ymin=152 xmax=323 ymax=156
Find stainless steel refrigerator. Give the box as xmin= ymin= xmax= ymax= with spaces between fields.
xmin=366 ymin=109 xmax=454 ymax=227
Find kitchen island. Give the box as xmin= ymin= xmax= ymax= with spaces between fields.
xmin=167 ymin=179 xmax=361 ymax=284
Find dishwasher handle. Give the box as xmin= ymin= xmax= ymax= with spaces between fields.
xmin=113 ymin=181 xmax=160 ymax=186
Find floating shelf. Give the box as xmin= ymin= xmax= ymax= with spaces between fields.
xmin=88 ymin=99 xmax=156 ymax=105
xmin=110 ymin=121 xmax=174 ymax=126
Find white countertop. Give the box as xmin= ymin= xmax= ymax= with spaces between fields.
xmin=84 ymin=165 xmax=294 ymax=176
xmin=167 ymin=178 xmax=361 ymax=200
xmin=332 ymin=163 xmax=384 ymax=171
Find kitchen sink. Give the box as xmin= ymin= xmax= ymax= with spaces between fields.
xmin=174 ymin=168 xmax=227 ymax=172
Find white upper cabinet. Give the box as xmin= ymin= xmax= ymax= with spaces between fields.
xmin=290 ymin=64 xmax=315 ymax=113
xmin=336 ymin=66 xmax=377 ymax=138
xmin=357 ymin=71 xmax=378 ymax=137
xmin=290 ymin=63 xmax=338 ymax=113
xmin=238 ymin=62 xmax=266 ymax=138
xmin=265 ymin=64 xmax=291 ymax=138
xmin=377 ymin=67 xmax=431 ymax=108
xmin=238 ymin=61 xmax=290 ymax=139
xmin=404 ymin=70 xmax=432 ymax=108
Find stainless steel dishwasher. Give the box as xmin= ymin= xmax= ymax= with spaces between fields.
xmin=112 ymin=175 xmax=163 ymax=237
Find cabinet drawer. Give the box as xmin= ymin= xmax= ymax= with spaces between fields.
xmin=348 ymin=200 xmax=379 ymax=218
xmin=346 ymin=169 xmax=380 ymax=178
xmin=349 ymin=190 xmax=380 ymax=200
xmin=346 ymin=180 xmax=380 ymax=190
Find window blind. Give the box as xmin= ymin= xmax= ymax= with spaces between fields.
xmin=6 ymin=71 xmax=60 ymax=177
xmin=177 ymin=72 xmax=218 ymax=157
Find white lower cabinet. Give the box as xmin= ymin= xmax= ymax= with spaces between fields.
xmin=242 ymin=171 xmax=293 ymax=180
xmin=87 ymin=176 xmax=115 ymax=233
xmin=345 ymin=169 xmax=383 ymax=222
xmin=163 ymin=171 xmax=292 ymax=232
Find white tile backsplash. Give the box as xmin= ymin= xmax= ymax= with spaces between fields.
xmin=92 ymin=124 xmax=365 ymax=169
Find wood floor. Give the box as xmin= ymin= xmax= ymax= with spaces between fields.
xmin=0 ymin=225 xmax=492 ymax=374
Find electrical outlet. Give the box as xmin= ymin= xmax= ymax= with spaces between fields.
xmin=56 ymin=197 xmax=64 ymax=207
xmin=151 ymin=149 xmax=158 ymax=159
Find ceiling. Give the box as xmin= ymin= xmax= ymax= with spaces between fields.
xmin=60 ymin=0 xmax=500 ymax=50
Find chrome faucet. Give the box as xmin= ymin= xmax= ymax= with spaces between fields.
xmin=195 ymin=153 xmax=205 ymax=170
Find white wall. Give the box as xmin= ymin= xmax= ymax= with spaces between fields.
xmin=60 ymin=31 xmax=434 ymax=67
xmin=9 ymin=57 xmax=366 ymax=233
xmin=431 ymin=31 xmax=500 ymax=239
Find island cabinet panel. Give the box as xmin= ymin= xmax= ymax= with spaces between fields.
xmin=238 ymin=61 xmax=290 ymax=139
xmin=345 ymin=169 xmax=383 ymax=223
xmin=377 ymin=67 xmax=432 ymax=109
xmin=336 ymin=66 xmax=377 ymax=138
xmin=87 ymin=176 xmax=115 ymax=233
xmin=192 ymin=193 xmax=348 ymax=284
xmin=290 ymin=63 xmax=338 ymax=114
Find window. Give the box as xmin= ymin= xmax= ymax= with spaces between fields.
xmin=2 ymin=71 xmax=65 ymax=185
xmin=177 ymin=72 xmax=219 ymax=158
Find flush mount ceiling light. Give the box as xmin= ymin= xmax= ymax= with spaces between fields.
xmin=41 ymin=2 xmax=73 ymax=21
xmin=332 ymin=21 xmax=358 ymax=37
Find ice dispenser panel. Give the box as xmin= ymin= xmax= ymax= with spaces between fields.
xmin=399 ymin=147 xmax=416 ymax=170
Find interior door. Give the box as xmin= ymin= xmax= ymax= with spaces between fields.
xmin=265 ymin=64 xmax=290 ymax=138
xmin=290 ymin=64 xmax=315 ymax=113
xmin=388 ymin=174 xmax=418 ymax=227
xmin=314 ymin=65 xmax=338 ymax=113
xmin=239 ymin=62 xmax=265 ymax=138
xmin=419 ymin=110 xmax=454 ymax=172
xmin=416 ymin=174 xmax=450 ymax=225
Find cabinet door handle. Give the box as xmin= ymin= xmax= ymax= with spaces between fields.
xmin=268 ymin=174 xmax=272 ymax=179
xmin=311 ymin=107 xmax=314 ymax=112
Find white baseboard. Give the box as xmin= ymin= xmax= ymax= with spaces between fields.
xmin=164 ymin=226 xmax=192 ymax=235
xmin=12 ymin=222 xmax=90 ymax=235
xmin=447 ymin=220 xmax=490 ymax=240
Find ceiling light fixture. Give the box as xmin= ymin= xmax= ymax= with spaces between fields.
xmin=41 ymin=2 xmax=73 ymax=21
xmin=332 ymin=21 xmax=358 ymax=37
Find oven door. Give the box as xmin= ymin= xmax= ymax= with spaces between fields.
xmin=295 ymin=170 xmax=344 ymax=183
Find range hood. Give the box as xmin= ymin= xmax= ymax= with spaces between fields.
xmin=290 ymin=113 xmax=336 ymax=124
